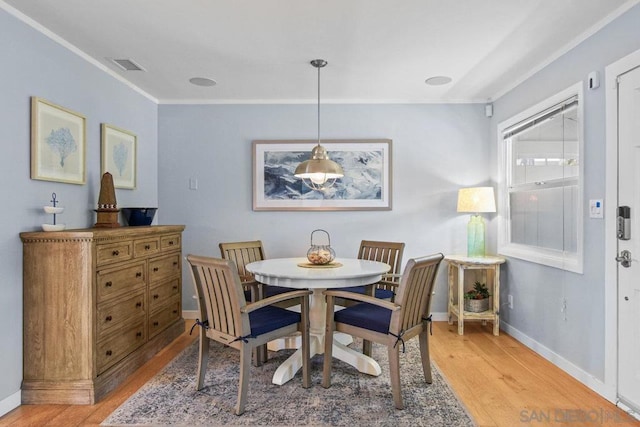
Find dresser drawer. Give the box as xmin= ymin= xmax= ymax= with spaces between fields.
xmin=97 ymin=289 xmax=146 ymax=338
xmin=149 ymin=254 xmax=180 ymax=283
xmin=149 ymin=278 xmax=180 ymax=312
xmin=97 ymin=241 xmax=133 ymax=266
xmin=97 ymin=320 xmax=146 ymax=374
xmin=133 ymin=237 xmax=160 ymax=258
xmin=149 ymin=295 xmax=181 ymax=338
xmin=97 ymin=261 xmax=146 ymax=302
xmin=161 ymin=234 xmax=181 ymax=252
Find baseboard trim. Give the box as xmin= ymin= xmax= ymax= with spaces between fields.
xmin=0 ymin=390 xmax=21 ymax=417
xmin=183 ymin=310 xmax=198 ymax=320
xmin=616 ymin=400 xmax=640 ymax=421
xmin=500 ymin=320 xmax=610 ymax=400
xmin=431 ymin=312 xmax=449 ymax=322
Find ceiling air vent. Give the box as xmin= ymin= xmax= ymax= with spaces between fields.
xmin=111 ymin=58 xmax=146 ymax=71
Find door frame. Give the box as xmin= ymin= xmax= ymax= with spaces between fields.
xmin=604 ymin=47 xmax=640 ymax=404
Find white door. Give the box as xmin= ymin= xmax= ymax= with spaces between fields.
xmin=618 ymin=65 xmax=640 ymax=411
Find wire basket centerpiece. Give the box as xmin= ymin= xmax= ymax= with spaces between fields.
xmin=306 ymin=229 xmax=336 ymax=265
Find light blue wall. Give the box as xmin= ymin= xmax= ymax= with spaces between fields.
xmin=491 ymin=3 xmax=640 ymax=380
xmin=158 ymin=103 xmax=491 ymax=313
xmin=0 ymin=9 xmax=158 ymax=405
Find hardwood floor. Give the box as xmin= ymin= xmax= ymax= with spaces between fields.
xmin=1 ymin=321 xmax=637 ymax=426
xmin=0 ymin=330 xmax=197 ymax=427
xmin=430 ymin=322 xmax=638 ymax=426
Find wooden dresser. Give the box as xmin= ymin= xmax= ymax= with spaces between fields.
xmin=20 ymin=225 xmax=185 ymax=404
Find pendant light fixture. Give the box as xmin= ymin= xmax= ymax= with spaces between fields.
xmin=294 ymin=59 xmax=344 ymax=190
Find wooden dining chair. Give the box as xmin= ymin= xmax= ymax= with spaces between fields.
xmin=219 ymin=240 xmax=293 ymax=300
xmin=322 ymin=253 xmax=444 ymax=410
xmin=220 ymin=240 xmax=300 ymax=365
xmin=334 ymin=240 xmax=405 ymax=356
xmin=187 ymin=254 xmax=311 ymax=415
xmin=358 ymin=240 xmax=405 ymax=300
xmin=334 ymin=240 xmax=405 ymax=303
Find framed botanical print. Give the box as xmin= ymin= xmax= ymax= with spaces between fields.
xmin=101 ymin=123 xmax=137 ymax=189
xmin=31 ymin=97 xmax=86 ymax=184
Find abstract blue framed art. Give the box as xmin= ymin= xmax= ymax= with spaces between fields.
xmin=253 ymin=139 xmax=392 ymax=211
xmin=101 ymin=123 xmax=137 ymax=189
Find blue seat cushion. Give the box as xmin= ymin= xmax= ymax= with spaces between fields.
xmin=265 ymin=285 xmax=296 ymax=297
xmin=335 ymin=286 xmax=394 ymax=300
xmin=249 ymin=305 xmax=301 ymax=337
xmin=334 ymin=303 xmax=392 ymax=334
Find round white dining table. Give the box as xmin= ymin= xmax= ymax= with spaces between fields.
xmin=246 ymin=257 xmax=390 ymax=385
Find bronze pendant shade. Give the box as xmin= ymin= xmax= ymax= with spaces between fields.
xmin=294 ymin=59 xmax=344 ymax=190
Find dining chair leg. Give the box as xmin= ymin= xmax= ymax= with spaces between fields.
xmin=322 ymin=295 xmax=336 ymax=388
xmin=362 ymin=284 xmax=376 ymax=357
xmin=388 ymin=346 xmax=404 ymax=410
xmin=235 ymin=344 xmax=252 ymax=415
xmin=196 ymin=331 xmax=209 ymax=390
xmin=301 ymin=296 xmax=311 ymax=388
xmin=253 ymin=344 xmax=267 ymax=367
xmin=418 ymin=329 xmax=433 ymax=384
xmin=362 ymin=339 xmax=372 ymax=357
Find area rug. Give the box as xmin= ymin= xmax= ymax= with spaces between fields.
xmin=102 ymin=338 xmax=475 ymax=426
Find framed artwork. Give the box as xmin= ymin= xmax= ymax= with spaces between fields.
xmin=101 ymin=123 xmax=137 ymax=189
xmin=253 ymin=139 xmax=392 ymax=211
xmin=31 ymin=97 xmax=86 ymax=184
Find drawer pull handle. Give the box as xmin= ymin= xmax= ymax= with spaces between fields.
xmin=153 ymin=294 xmax=159 ymax=299
xmin=173 ymin=261 xmax=178 ymax=266
xmin=153 ymin=267 xmax=159 ymax=272
xmin=136 ymin=302 xmax=142 ymax=307
xmin=136 ymin=272 xmax=142 ymax=278
xmin=106 ymin=350 xmax=113 ymax=356
xmin=173 ymin=310 xmax=178 ymax=314
xmin=105 ymin=315 xmax=112 ymax=322
xmin=168 ymin=241 xmax=174 ymax=246
xmin=112 ymin=250 xmax=119 ymax=256
xmin=136 ymin=331 xmax=143 ymax=337
xmin=153 ymin=321 xmax=159 ymax=327
xmin=172 ymin=285 xmax=178 ymax=290
xmin=145 ymin=244 xmax=151 ymax=250
xmin=105 ymin=281 xmax=113 ymax=287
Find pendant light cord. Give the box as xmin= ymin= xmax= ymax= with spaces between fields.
xmin=317 ymin=62 xmax=321 ymax=145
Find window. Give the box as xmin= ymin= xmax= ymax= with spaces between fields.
xmin=498 ymin=83 xmax=583 ymax=273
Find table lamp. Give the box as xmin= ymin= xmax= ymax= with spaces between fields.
xmin=457 ymin=187 xmax=496 ymax=257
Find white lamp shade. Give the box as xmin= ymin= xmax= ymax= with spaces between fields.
xmin=457 ymin=187 xmax=496 ymax=213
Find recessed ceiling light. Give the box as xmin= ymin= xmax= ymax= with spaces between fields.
xmin=425 ymin=76 xmax=453 ymax=86
xmin=189 ymin=77 xmax=217 ymax=87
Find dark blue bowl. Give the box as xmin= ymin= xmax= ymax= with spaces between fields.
xmin=122 ymin=208 xmax=157 ymax=226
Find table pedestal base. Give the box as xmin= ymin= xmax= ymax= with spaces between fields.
xmin=272 ymin=333 xmax=381 ymax=385
xmin=267 ymin=331 xmax=352 ymax=351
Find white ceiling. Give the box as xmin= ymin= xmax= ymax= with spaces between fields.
xmin=2 ymin=0 xmax=638 ymax=104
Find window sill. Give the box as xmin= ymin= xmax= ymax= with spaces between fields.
xmin=498 ymin=243 xmax=583 ymax=274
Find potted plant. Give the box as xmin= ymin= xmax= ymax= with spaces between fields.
xmin=464 ymin=281 xmax=491 ymax=312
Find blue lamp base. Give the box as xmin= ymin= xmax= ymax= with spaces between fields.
xmin=467 ymin=214 xmax=486 ymax=257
